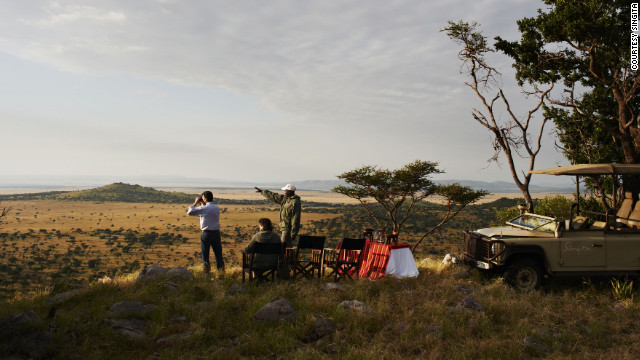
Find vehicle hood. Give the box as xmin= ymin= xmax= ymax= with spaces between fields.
xmin=475 ymin=226 xmax=555 ymax=238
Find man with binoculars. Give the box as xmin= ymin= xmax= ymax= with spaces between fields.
xmin=187 ymin=191 xmax=225 ymax=273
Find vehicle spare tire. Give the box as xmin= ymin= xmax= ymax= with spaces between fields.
xmin=504 ymin=258 xmax=543 ymax=291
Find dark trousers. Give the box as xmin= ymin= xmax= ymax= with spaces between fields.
xmin=201 ymin=230 xmax=225 ymax=270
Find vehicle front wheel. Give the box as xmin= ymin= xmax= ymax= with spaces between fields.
xmin=504 ymin=259 xmax=543 ymax=291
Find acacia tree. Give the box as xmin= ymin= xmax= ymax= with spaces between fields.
xmin=332 ymin=160 xmax=487 ymax=252
xmin=0 ymin=202 xmax=11 ymax=226
xmin=443 ymin=21 xmax=554 ymax=212
xmin=494 ymin=0 xmax=639 ymax=205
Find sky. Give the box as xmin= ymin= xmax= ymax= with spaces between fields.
xmin=0 ymin=0 xmax=573 ymax=187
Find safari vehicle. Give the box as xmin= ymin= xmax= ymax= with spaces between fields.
xmin=463 ymin=164 xmax=640 ymax=291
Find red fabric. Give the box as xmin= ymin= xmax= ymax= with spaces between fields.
xmin=334 ymin=240 xmax=411 ymax=279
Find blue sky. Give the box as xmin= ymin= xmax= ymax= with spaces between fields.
xmin=0 ymin=0 xmax=571 ymax=187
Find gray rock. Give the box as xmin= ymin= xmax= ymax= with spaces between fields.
xmin=455 ymin=296 xmax=485 ymax=313
xmin=0 ymin=310 xmax=42 ymax=338
xmin=166 ymin=267 xmax=194 ymax=281
xmin=0 ymin=311 xmax=52 ymax=359
xmin=161 ymin=282 xmax=180 ymax=292
xmin=97 ymin=275 xmax=114 ymax=284
xmin=104 ymin=318 xmax=148 ymax=340
xmin=45 ymin=289 xmax=82 ymax=305
xmin=453 ymin=284 xmax=473 ymax=294
xmin=314 ymin=318 xmax=335 ymax=338
xmin=155 ymin=332 xmax=194 ymax=346
xmin=339 ymin=300 xmax=371 ymax=313
xmin=523 ymin=336 xmax=548 ymax=357
xmin=136 ymin=265 xmax=168 ymax=283
xmin=108 ymin=301 xmax=156 ymax=318
xmin=229 ymin=284 xmax=247 ymax=294
xmin=322 ymin=282 xmax=347 ymax=292
xmin=170 ymin=315 xmax=189 ymax=324
xmin=252 ymin=297 xmax=298 ymax=322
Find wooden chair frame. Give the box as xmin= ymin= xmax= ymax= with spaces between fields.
xmin=324 ymin=238 xmax=366 ymax=280
xmin=242 ymin=242 xmax=284 ymax=283
xmin=291 ymin=235 xmax=326 ymax=279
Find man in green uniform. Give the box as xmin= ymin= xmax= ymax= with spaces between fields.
xmin=254 ymin=184 xmax=301 ymax=247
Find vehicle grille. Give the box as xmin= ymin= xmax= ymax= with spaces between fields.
xmin=463 ymin=230 xmax=491 ymax=261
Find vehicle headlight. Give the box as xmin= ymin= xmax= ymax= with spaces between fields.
xmin=491 ymin=242 xmax=505 ymax=256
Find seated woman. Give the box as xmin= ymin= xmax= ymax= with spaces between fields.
xmin=244 ymin=218 xmax=282 ymax=271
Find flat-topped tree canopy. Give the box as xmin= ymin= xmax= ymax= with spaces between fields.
xmin=530 ymin=164 xmax=640 ymax=176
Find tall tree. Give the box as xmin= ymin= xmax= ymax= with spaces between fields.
xmin=494 ymin=0 xmax=639 ymax=201
xmin=332 ymin=160 xmax=487 ymax=251
xmin=443 ymin=21 xmax=553 ymax=212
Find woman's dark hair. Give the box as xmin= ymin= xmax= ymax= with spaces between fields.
xmin=201 ymin=191 xmax=213 ymax=202
xmin=258 ymin=218 xmax=273 ymax=231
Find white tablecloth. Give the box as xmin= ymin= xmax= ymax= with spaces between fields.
xmin=385 ymin=247 xmax=419 ymax=278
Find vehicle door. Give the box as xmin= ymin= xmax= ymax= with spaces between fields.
xmin=605 ymin=231 xmax=640 ymax=270
xmin=559 ymin=230 xmax=605 ymax=267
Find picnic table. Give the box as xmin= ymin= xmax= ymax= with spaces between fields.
xmin=358 ymin=241 xmax=419 ymax=279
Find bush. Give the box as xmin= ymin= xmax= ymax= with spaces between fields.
xmin=534 ymin=195 xmax=573 ymax=220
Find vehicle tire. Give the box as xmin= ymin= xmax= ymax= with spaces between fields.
xmin=504 ymin=258 xmax=543 ymax=291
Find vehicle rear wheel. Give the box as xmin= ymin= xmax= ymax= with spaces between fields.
xmin=505 ymin=258 xmax=543 ymax=291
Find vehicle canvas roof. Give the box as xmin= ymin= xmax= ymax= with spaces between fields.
xmin=530 ymin=164 xmax=640 ymax=176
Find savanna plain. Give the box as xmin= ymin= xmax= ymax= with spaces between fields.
xmin=1 ymin=186 xmax=639 ymax=360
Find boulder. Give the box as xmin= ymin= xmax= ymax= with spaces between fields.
xmin=108 ymin=301 xmax=156 ymax=318
xmin=166 ymin=267 xmax=194 ymax=281
xmin=104 ymin=318 xmax=148 ymax=340
xmin=314 ymin=318 xmax=335 ymax=338
xmin=339 ymin=300 xmax=371 ymax=313
xmin=321 ymin=282 xmax=347 ymax=292
xmin=155 ymin=332 xmax=194 ymax=346
xmin=453 ymin=296 xmax=485 ymax=313
xmin=45 ymin=289 xmax=82 ymax=305
xmin=0 ymin=310 xmax=52 ymax=358
xmin=252 ymin=297 xmax=298 ymax=322
xmin=135 ymin=265 xmax=168 ymax=283
xmin=161 ymin=282 xmax=180 ymax=292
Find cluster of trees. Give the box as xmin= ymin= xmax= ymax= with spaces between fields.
xmin=442 ymin=1 xmax=638 ymax=211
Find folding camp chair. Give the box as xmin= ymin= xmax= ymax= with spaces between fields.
xmin=324 ymin=238 xmax=366 ymax=280
xmin=291 ymin=235 xmax=326 ymax=279
xmin=241 ymin=242 xmax=284 ymax=282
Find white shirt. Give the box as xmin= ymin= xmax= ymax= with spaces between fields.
xmin=187 ymin=202 xmax=220 ymax=231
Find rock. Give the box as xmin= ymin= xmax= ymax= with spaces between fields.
xmin=136 ymin=265 xmax=169 ymax=283
xmin=453 ymin=285 xmax=473 ymax=294
xmin=108 ymin=301 xmax=156 ymax=318
xmin=170 ymin=315 xmax=189 ymax=324
xmin=455 ymin=296 xmax=485 ymax=313
xmin=314 ymin=318 xmax=335 ymax=338
xmin=339 ymin=300 xmax=371 ymax=313
xmin=442 ymin=253 xmax=460 ymax=265
xmin=229 ymin=284 xmax=247 ymax=294
xmin=45 ymin=289 xmax=82 ymax=305
xmin=454 ymin=269 xmax=471 ymax=279
xmin=166 ymin=267 xmax=194 ymax=281
xmin=252 ymin=297 xmax=298 ymax=322
xmin=161 ymin=282 xmax=180 ymax=292
xmin=523 ymin=336 xmax=548 ymax=357
xmin=321 ymin=282 xmax=347 ymax=292
xmin=104 ymin=318 xmax=148 ymax=340
xmin=0 ymin=310 xmax=42 ymax=337
xmin=155 ymin=332 xmax=194 ymax=346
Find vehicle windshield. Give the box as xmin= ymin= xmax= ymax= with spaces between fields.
xmin=507 ymin=213 xmax=556 ymax=232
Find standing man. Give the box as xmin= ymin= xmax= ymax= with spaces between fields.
xmin=254 ymin=184 xmax=301 ymax=247
xmin=187 ymin=191 xmax=224 ymax=273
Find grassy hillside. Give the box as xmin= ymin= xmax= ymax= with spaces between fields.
xmin=1 ymin=263 xmax=639 ymax=360
xmin=0 ymin=183 xmax=271 ymax=205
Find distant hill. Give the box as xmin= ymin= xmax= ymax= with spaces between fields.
xmin=0 ymin=183 xmax=196 ymax=203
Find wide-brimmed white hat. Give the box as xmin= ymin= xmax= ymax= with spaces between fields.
xmin=281 ymin=184 xmax=296 ymax=191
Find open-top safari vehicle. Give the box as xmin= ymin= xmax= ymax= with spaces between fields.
xmin=463 ymin=164 xmax=640 ymax=291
